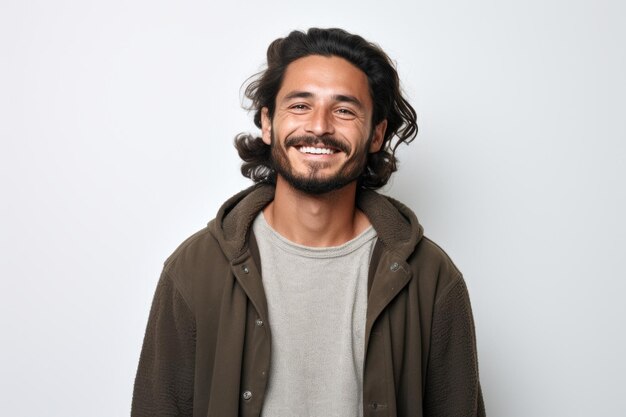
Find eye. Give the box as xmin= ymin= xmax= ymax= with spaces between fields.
xmin=289 ymin=104 xmax=309 ymax=111
xmin=335 ymin=108 xmax=357 ymax=118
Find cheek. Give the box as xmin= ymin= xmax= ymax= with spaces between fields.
xmin=350 ymin=126 xmax=374 ymax=150
xmin=278 ymin=111 xmax=319 ymax=134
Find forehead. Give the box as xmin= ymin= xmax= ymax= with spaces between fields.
xmin=277 ymin=55 xmax=372 ymax=107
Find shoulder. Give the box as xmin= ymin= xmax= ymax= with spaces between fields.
xmin=411 ymin=236 xmax=462 ymax=276
xmin=160 ymin=221 xmax=230 ymax=310
xmin=163 ymin=223 xmax=221 ymax=271
xmin=407 ymin=235 xmax=465 ymax=304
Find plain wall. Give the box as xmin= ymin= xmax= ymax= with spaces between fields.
xmin=1 ymin=0 xmax=625 ymax=416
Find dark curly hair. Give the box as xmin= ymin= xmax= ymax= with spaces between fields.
xmin=234 ymin=27 xmax=417 ymax=189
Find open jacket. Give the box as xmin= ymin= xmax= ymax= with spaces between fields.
xmin=132 ymin=184 xmax=485 ymax=417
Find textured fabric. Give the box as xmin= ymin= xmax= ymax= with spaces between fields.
xmin=253 ymin=213 xmax=376 ymax=417
xmin=131 ymin=183 xmax=486 ymax=417
xmin=132 ymin=271 xmax=195 ymax=416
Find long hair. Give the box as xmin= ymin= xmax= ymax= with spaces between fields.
xmin=234 ymin=28 xmax=418 ymax=189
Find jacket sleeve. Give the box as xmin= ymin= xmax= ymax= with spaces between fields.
xmin=424 ymin=276 xmax=486 ymax=417
xmin=132 ymin=270 xmax=196 ymax=417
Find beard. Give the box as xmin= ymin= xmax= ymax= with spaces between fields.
xmin=270 ymin=131 xmax=372 ymax=195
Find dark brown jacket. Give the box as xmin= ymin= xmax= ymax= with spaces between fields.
xmin=132 ymin=184 xmax=485 ymax=417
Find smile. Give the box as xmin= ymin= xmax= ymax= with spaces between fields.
xmin=297 ymin=146 xmax=337 ymax=155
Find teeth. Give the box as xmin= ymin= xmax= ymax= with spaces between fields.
xmin=299 ymin=146 xmax=335 ymax=155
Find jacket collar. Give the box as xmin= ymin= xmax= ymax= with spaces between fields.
xmin=209 ymin=183 xmax=424 ymax=261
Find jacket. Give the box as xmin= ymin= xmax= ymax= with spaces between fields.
xmin=132 ymin=183 xmax=485 ymax=417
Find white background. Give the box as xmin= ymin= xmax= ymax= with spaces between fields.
xmin=2 ymin=0 xmax=625 ymax=416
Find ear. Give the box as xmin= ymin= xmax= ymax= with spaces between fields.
xmin=369 ymin=119 xmax=387 ymax=153
xmin=261 ymin=107 xmax=272 ymax=145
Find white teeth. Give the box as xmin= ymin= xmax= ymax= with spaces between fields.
xmin=298 ymin=146 xmax=335 ymax=155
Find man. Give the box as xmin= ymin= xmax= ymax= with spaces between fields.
xmin=132 ymin=28 xmax=485 ymax=417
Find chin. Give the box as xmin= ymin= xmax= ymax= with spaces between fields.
xmin=278 ymin=171 xmax=358 ymax=195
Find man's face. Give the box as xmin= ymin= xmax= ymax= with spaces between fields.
xmin=261 ymin=55 xmax=387 ymax=194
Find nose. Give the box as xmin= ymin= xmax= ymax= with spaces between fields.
xmin=304 ymin=107 xmax=335 ymax=137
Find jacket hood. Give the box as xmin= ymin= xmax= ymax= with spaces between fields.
xmin=209 ymin=183 xmax=424 ymax=261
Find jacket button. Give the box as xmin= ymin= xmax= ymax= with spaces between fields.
xmin=242 ymin=265 xmax=249 ymax=274
xmin=242 ymin=390 xmax=252 ymax=400
xmin=390 ymin=262 xmax=400 ymax=271
xmin=255 ymin=318 xmax=264 ymax=327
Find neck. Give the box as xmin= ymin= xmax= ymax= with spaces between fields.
xmin=263 ymin=176 xmax=371 ymax=247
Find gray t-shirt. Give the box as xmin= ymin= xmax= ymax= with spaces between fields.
xmin=252 ymin=213 xmax=377 ymax=417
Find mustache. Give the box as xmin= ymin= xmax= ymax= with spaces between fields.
xmin=284 ymin=135 xmax=351 ymax=154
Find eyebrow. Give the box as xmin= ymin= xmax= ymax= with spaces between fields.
xmin=282 ymin=91 xmax=364 ymax=109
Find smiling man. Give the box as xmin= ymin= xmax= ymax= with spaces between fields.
xmin=263 ymin=55 xmax=386 ymax=199
xmin=132 ymin=28 xmax=485 ymax=417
